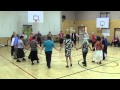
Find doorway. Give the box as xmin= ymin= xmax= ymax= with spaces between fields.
xmin=114 ymin=28 xmax=120 ymax=39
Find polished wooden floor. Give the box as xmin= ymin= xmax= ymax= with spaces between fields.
xmin=0 ymin=42 xmax=120 ymax=79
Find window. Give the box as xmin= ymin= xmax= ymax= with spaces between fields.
xmin=28 ymin=11 xmax=43 ymax=23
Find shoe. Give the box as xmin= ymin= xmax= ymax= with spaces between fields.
xmin=23 ymin=58 xmax=26 ymax=61
xmin=70 ymin=64 xmax=72 ymax=67
xmin=37 ymin=61 xmax=39 ymax=63
xmin=32 ymin=63 xmax=34 ymax=65
xmin=82 ymin=62 xmax=85 ymax=64
xmin=83 ymin=64 xmax=87 ymax=67
xmin=66 ymin=65 xmax=69 ymax=68
xmin=48 ymin=66 xmax=51 ymax=68
xmin=28 ymin=57 xmax=31 ymax=59
xmin=17 ymin=60 xmax=21 ymax=62
xmin=92 ymin=61 xmax=95 ymax=63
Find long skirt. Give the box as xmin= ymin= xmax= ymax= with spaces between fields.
xmin=30 ymin=51 xmax=39 ymax=61
xmin=17 ymin=48 xmax=25 ymax=58
xmin=93 ymin=50 xmax=103 ymax=62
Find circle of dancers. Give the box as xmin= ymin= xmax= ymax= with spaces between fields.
xmin=10 ymin=30 xmax=110 ymax=69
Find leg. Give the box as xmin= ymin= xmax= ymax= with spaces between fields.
xmin=66 ymin=57 xmax=69 ymax=67
xmin=69 ymin=56 xmax=72 ymax=67
xmin=103 ymin=49 xmax=105 ymax=60
xmin=48 ymin=51 xmax=52 ymax=68
xmin=83 ymin=52 xmax=87 ymax=66
xmin=28 ymin=52 xmax=31 ymax=59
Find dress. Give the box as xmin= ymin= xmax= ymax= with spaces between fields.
xmin=64 ymin=39 xmax=73 ymax=57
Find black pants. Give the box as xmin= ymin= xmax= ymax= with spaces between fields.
xmin=11 ymin=46 xmax=14 ymax=56
xmin=72 ymin=39 xmax=76 ymax=46
xmin=82 ymin=52 xmax=87 ymax=65
xmin=37 ymin=38 xmax=42 ymax=47
xmin=103 ymin=46 xmax=107 ymax=60
xmin=45 ymin=51 xmax=52 ymax=68
xmin=92 ymin=42 xmax=96 ymax=51
xmin=59 ymin=39 xmax=63 ymax=45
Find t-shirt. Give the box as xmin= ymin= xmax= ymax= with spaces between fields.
xmin=30 ymin=40 xmax=38 ymax=51
xmin=18 ymin=39 xmax=24 ymax=48
xmin=44 ymin=40 xmax=54 ymax=51
xmin=58 ymin=33 xmax=64 ymax=39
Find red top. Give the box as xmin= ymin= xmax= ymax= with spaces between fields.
xmin=95 ymin=42 xmax=102 ymax=50
xmin=92 ymin=35 xmax=96 ymax=42
xmin=58 ymin=32 xmax=64 ymax=39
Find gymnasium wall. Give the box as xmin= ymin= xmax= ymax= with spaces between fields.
xmin=17 ymin=11 xmax=61 ymax=35
xmin=61 ymin=11 xmax=77 ymax=34
xmin=0 ymin=11 xmax=18 ymax=45
xmin=76 ymin=11 xmax=120 ymax=42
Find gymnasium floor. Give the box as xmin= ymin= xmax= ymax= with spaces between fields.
xmin=0 ymin=42 xmax=120 ymax=79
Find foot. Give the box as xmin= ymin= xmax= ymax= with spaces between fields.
xmin=23 ymin=58 xmax=26 ymax=61
xmin=32 ymin=63 xmax=34 ymax=65
xmin=28 ymin=57 xmax=31 ymax=59
xmin=82 ymin=62 xmax=85 ymax=64
xmin=70 ymin=64 xmax=72 ymax=67
xmin=66 ymin=65 xmax=69 ymax=68
xmin=92 ymin=61 xmax=95 ymax=63
xmin=83 ymin=64 xmax=87 ymax=67
xmin=48 ymin=66 xmax=51 ymax=68
xmin=37 ymin=61 xmax=39 ymax=63
xmin=17 ymin=60 xmax=21 ymax=62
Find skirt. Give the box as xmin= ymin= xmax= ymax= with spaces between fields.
xmin=17 ymin=48 xmax=25 ymax=58
xmin=65 ymin=49 xmax=71 ymax=57
xmin=30 ymin=51 xmax=39 ymax=61
xmin=93 ymin=50 xmax=103 ymax=62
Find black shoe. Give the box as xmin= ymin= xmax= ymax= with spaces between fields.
xmin=48 ymin=66 xmax=51 ymax=68
xmin=17 ymin=60 xmax=21 ymax=62
xmin=83 ymin=64 xmax=87 ymax=67
xmin=92 ymin=61 xmax=95 ymax=63
xmin=23 ymin=58 xmax=26 ymax=61
xmin=70 ymin=64 xmax=72 ymax=67
xmin=66 ymin=65 xmax=69 ymax=68
xmin=37 ymin=61 xmax=39 ymax=63
xmin=99 ymin=61 xmax=102 ymax=64
xmin=32 ymin=63 xmax=34 ymax=65
xmin=82 ymin=62 xmax=85 ymax=64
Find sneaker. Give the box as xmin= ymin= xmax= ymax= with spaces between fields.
xmin=17 ymin=60 xmax=21 ymax=62
xmin=66 ymin=65 xmax=69 ymax=68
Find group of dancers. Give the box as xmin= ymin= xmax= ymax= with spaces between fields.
xmin=10 ymin=30 xmax=109 ymax=68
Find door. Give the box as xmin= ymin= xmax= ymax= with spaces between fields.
xmin=78 ymin=26 xmax=85 ymax=43
xmin=22 ymin=25 xmax=32 ymax=39
xmin=114 ymin=28 xmax=120 ymax=39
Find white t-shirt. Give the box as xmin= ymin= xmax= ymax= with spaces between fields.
xmin=11 ymin=37 xmax=15 ymax=46
xmin=18 ymin=39 xmax=23 ymax=48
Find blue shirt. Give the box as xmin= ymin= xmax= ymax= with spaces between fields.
xmin=43 ymin=40 xmax=54 ymax=51
xmin=14 ymin=37 xmax=19 ymax=46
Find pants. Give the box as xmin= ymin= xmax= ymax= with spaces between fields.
xmin=38 ymin=40 xmax=42 ymax=47
xmin=72 ymin=39 xmax=76 ymax=46
xmin=82 ymin=52 xmax=87 ymax=65
xmin=11 ymin=46 xmax=14 ymax=56
xmin=103 ymin=46 xmax=107 ymax=60
xmin=45 ymin=51 xmax=52 ymax=68
xmin=92 ymin=42 xmax=96 ymax=51
xmin=59 ymin=39 xmax=63 ymax=45
xmin=14 ymin=47 xmax=18 ymax=59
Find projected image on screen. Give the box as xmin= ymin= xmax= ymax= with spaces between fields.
xmin=96 ymin=18 xmax=109 ymax=28
xmin=28 ymin=11 xmax=43 ymax=23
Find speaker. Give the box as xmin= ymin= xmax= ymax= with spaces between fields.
xmin=62 ymin=15 xmax=66 ymax=19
